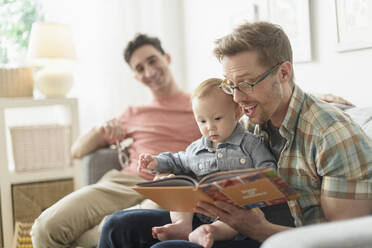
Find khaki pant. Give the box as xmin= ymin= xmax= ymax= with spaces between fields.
xmin=31 ymin=170 xmax=160 ymax=248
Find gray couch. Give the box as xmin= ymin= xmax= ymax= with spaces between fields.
xmin=261 ymin=215 xmax=372 ymax=248
xmin=81 ymin=147 xmax=122 ymax=186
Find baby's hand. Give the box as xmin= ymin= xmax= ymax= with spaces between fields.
xmin=138 ymin=153 xmax=158 ymax=172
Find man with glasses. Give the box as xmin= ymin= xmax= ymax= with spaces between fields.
xmin=197 ymin=21 xmax=372 ymax=243
xmin=31 ymin=33 xmax=201 ymax=248
xmin=97 ymin=22 xmax=372 ymax=248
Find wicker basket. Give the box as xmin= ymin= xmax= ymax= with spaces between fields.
xmin=0 ymin=67 xmax=34 ymax=97
xmin=10 ymin=125 xmax=71 ymax=172
xmin=12 ymin=222 xmax=33 ymax=248
xmin=12 ymin=179 xmax=74 ymax=224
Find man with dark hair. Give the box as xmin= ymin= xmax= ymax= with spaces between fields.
xmin=124 ymin=34 xmax=165 ymax=64
xmin=30 ymin=33 xmax=201 ymax=248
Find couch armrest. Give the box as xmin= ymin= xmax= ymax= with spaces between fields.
xmin=81 ymin=147 xmax=122 ymax=186
xmin=261 ymin=215 xmax=372 ymax=248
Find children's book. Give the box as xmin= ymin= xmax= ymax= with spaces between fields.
xmin=132 ymin=167 xmax=299 ymax=212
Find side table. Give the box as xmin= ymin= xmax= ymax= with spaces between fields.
xmin=0 ymin=97 xmax=80 ymax=248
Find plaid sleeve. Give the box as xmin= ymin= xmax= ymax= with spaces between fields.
xmin=317 ymin=120 xmax=372 ymax=199
xmin=322 ymin=177 xmax=372 ymax=199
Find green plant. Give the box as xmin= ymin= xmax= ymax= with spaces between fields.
xmin=0 ymin=0 xmax=43 ymax=65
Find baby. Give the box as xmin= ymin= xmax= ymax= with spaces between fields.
xmin=138 ymin=78 xmax=276 ymax=248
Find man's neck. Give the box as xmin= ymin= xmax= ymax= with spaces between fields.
xmin=270 ymin=84 xmax=295 ymax=128
xmin=153 ymin=79 xmax=181 ymax=99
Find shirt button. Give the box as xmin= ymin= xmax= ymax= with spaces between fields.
xmin=217 ymin=153 xmax=223 ymax=158
xmin=240 ymin=158 xmax=246 ymax=164
xmin=198 ymin=163 xmax=203 ymax=170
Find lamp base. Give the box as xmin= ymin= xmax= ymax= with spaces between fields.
xmin=36 ymin=68 xmax=73 ymax=97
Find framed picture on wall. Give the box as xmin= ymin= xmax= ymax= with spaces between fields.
xmin=227 ymin=0 xmax=312 ymax=63
xmin=229 ymin=0 xmax=269 ymax=29
xmin=334 ymin=0 xmax=372 ymax=52
xmin=267 ymin=0 xmax=312 ymax=63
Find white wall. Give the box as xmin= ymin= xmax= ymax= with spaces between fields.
xmin=183 ymin=0 xmax=372 ymax=107
xmin=296 ymin=0 xmax=372 ymax=107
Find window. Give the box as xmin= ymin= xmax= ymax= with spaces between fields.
xmin=0 ymin=0 xmax=44 ymax=66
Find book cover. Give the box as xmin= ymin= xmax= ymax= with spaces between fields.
xmin=132 ymin=167 xmax=299 ymax=212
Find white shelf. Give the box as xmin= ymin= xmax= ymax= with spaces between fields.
xmin=0 ymin=97 xmax=80 ymax=248
xmin=9 ymin=167 xmax=76 ymax=184
xmin=0 ymin=97 xmax=78 ymax=108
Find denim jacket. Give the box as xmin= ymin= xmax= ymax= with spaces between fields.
xmin=155 ymin=123 xmax=276 ymax=180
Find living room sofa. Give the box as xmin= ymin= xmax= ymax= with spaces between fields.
xmin=261 ymin=215 xmax=372 ymax=248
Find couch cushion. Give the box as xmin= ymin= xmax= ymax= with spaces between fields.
xmin=345 ymin=107 xmax=372 ymax=139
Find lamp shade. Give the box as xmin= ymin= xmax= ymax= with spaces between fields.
xmin=26 ymin=22 xmax=76 ymax=65
xmin=26 ymin=22 xmax=76 ymax=97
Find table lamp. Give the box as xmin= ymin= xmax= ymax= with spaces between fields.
xmin=26 ymin=22 xmax=76 ymax=97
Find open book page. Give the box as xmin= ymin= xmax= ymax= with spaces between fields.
xmin=199 ymin=168 xmax=298 ymax=209
xmin=199 ymin=167 xmax=270 ymax=184
xmin=135 ymin=175 xmax=198 ymax=187
xmin=133 ymin=186 xmax=214 ymax=212
xmin=136 ymin=167 xmax=273 ymax=187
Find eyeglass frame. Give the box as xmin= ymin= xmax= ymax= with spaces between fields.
xmin=219 ymin=62 xmax=283 ymax=95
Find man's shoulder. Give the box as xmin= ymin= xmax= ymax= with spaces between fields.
xmin=300 ymin=94 xmax=355 ymax=136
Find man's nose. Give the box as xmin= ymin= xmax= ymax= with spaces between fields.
xmin=144 ymin=65 xmax=156 ymax=78
xmin=233 ymin=88 xmax=247 ymax=103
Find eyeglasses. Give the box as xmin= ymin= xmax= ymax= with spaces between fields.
xmin=219 ymin=62 xmax=283 ymax=95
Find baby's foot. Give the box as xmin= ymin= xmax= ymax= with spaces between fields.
xmin=152 ymin=222 xmax=192 ymax=241
xmin=189 ymin=224 xmax=216 ymax=248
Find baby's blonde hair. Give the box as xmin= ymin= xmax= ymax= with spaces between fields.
xmin=192 ymin=78 xmax=242 ymax=123
xmin=192 ymin=78 xmax=223 ymax=99
xmin=191 ymin=78 xmax=239 ymax=108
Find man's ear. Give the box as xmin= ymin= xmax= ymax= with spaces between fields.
xmin=165 ymin=53 xmax=171 ymax=64
xmin=278 ymin=61 xmax=292 ymax=83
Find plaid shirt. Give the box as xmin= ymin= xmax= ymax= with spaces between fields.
xmin=245 ymin=85 xmax=372 ymax=226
